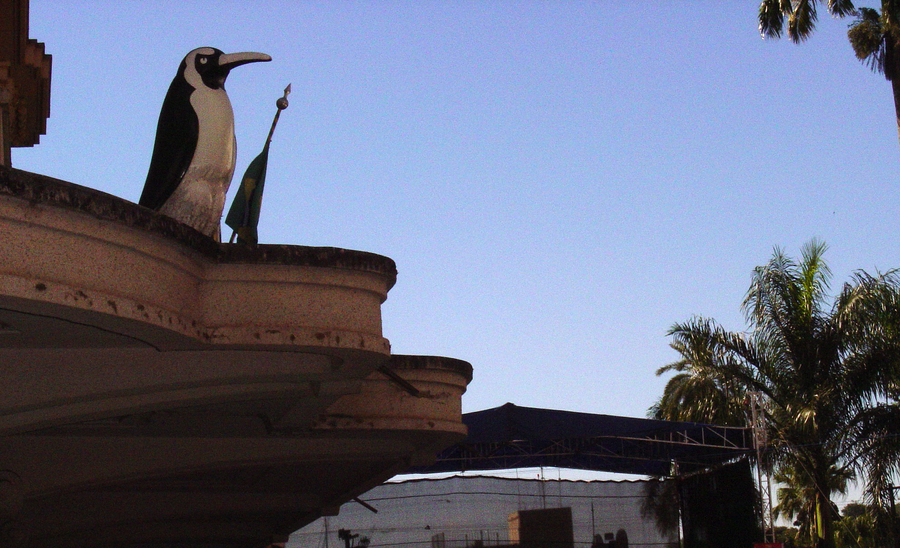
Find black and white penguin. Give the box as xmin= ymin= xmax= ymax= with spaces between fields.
xmin=139 ymin=47 xmax=271 ymax=240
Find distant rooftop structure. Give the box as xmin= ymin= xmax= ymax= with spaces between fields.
xmin=289 ymin=475 xmax=678 ymax=548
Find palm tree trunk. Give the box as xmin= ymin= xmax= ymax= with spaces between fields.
xmin=815 ymin=490 xmax=835 ymax=548
xmin=893 ymin=77 xmax=900 ymax=150
xmin=891 ymin=30 xmax=900 ymax=151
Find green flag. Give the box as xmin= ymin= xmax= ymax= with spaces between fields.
xmin=225 ymin=141 xmax=269 ymax=245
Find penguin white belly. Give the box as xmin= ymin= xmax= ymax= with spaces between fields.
xmin=160 ymin=88 xmax=237 ymax=240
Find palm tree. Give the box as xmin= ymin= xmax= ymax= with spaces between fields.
xmin=757 ymin=0 xmax=900 ymax=148
xmin=774 ymin=464 xmax=850 ymax=547
xmin=650 ymin=240 xmax=900 ymax=548
xmin=847 ymin=3 xmax=900 ymax=146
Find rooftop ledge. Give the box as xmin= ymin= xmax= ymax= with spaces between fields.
xmin=0 ymin=166 xmax=398 ymax=357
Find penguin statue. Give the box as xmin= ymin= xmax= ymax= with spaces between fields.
xmin=139 ymin=47 xmax=271 ymax=240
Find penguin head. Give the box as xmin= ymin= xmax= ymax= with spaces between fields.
xmin=181 ymin=47 xmax=271 ymax=91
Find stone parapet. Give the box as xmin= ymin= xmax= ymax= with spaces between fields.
xmin=0 ymin=166 xmax=396 ymax=355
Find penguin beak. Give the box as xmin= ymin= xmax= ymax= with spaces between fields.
xmin=218 ymin=51 xmax=272 ymax=71
xmin=205 ymin=52 xmax=271 ymax=89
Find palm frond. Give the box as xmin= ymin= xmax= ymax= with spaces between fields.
xmin=789 ymin=0 xmax=819 ymax=42
xmin=649 ymin=372 xmax=746 ymax=425
xmin=852 ymin=402 xmax=900 ymax=501
xmin=743 ymin=245 xmax=796 ymax=330
xmin=799 ymin=238 xmax=831 ymax=315
xmin=827 ymin=0 xmax=855 ymax=18
xmin=760 ymin=0 xmax=854 ymax=40
xmin=759 ymin=0 xmax=790 ymax=38
xmin=743 ymin=243 xmax=833 ymax=389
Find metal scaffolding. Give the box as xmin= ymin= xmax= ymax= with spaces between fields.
xmin=412 ymin=403 xmax=754 ymax=477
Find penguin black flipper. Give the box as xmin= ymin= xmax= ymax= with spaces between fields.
xmin=139 ymin=66 xmax=199 ymax=211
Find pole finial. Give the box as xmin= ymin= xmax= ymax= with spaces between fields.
xmin=276 ymin=84 xmax=291 ymax=110
xmin=266 ymin=84 xmax=291 ymax=144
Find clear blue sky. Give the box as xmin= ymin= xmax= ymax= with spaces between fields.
xmin=15 ymin=2 xmax=900 ymax=424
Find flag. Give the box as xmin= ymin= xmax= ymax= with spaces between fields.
xmin=225 ymin=141 xmax=270 ymax=245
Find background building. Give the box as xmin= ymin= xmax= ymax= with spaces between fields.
xmin=289 ymin=476 xmax=679 ymax=548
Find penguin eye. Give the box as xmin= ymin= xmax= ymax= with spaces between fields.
xmin=199 ymin=57 xmax=208 ymax=64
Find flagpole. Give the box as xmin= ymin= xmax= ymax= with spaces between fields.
xmin=266 ymin=84 xmax=291 ymax=145
xmin=228 ymin=84 xmax=291 ymax=244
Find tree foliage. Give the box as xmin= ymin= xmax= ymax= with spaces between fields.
xmin=833 ymin=503 xmax=898 ymax=548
